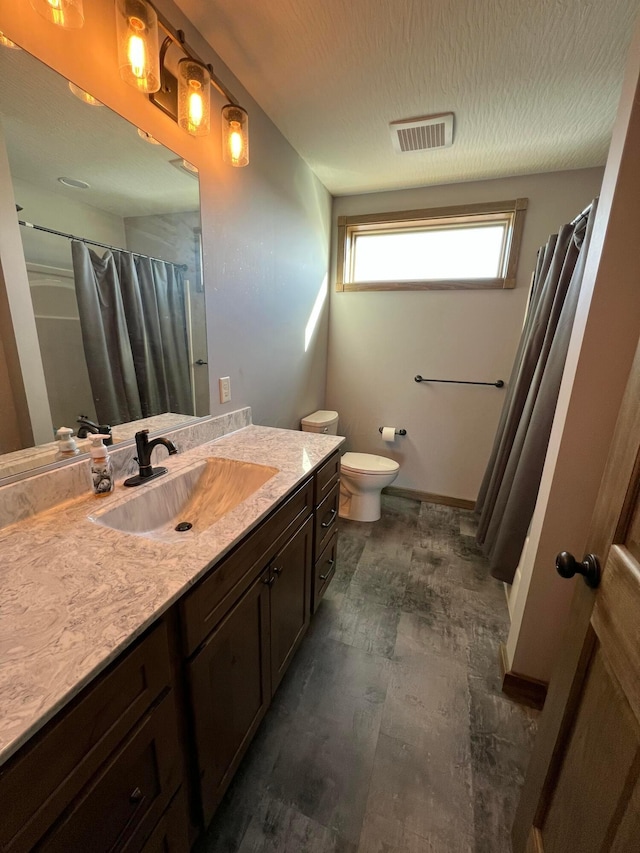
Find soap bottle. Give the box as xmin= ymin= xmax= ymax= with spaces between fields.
xmin=55 ymin=426 xmax=80 ymax=460
xmin=89 ymin=434 xmax=114 ymax=496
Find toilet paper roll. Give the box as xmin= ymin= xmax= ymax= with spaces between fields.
xmin=381 ymin=427 xmax=396 ymax=443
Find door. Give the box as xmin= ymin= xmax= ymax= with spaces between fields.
xmin=513 ymin=339 xmax=640 ymax=852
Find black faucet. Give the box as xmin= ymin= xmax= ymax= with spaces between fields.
xmin=76 ymin=415 xmax=113 ymax=445
xmin=124 ymin=430 xmax=178 ymax=487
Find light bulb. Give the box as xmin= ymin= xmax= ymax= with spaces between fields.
xmin=229 ymin=123 xmax=243 ymax=162
xmin=188 ymin=84 xmax=204 ymax=131
xmin=178 ymin=59 xmax=210 ymax=137
xmin=127 ymin=28 xmax=146 ymax=80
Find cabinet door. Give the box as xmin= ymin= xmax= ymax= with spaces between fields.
xmin=188 ymin=570 xmax=271 ymax=824
xmin=270 ymin=515 xmax=313 ymax=693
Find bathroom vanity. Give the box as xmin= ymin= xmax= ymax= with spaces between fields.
xmin=0 ymin=424 xmax=342 ymax=851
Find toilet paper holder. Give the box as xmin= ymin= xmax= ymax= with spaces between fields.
xmin=379 ymin=427 xmax=407 ymax=436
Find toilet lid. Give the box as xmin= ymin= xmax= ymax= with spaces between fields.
xmin=341 ymin=452 xmax=400 ymax=475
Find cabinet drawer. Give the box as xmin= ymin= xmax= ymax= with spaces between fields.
xmin=0 ymin=621 xmax=172 ymax=853
xmin=315 ymin=481 xmax=340 ymax=556
xmin=39 ymin=691 xmax=182 ymax=853
xmin=181 ymin=477 xmax=313 ymax=656
xmin=315 ymin=450 xmax=341 ymax=506
xmin=313 ymin=530 xmax=338 ymax=613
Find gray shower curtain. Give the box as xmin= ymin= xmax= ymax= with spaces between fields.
xmin=475 ymin=200 xmax=598 ymax=583
xmin=71 ymin=240 xmax=193 ymax=426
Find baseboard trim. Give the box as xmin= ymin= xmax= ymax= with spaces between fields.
xmin=383 ymin=486 xmax=475 ymax=510
xmin=499 ymin=643 xmax=548 ymax=710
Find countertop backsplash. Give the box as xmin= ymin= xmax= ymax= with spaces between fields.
xmin=0 ymin=408 xmax=252 ymax=530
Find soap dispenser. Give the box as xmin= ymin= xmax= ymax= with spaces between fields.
xmin=55 ymin=427 xmax=80 ymax=460
xmin=89 ymin=434 xmax=114 ymax=496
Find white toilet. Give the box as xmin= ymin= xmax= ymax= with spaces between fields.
xmin=300 ymin=411 xmax=400 ymax=522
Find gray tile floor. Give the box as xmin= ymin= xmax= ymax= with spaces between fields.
xmin=196 ymin=497 xmax=538 ymax=853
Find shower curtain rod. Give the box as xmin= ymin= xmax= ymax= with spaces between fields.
xmin=570 ymin=202 xmax=593 ymax=226
xmin=18 ymin=219 xmax=188 ymax=271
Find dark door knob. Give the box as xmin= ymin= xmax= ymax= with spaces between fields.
xmin=555 ymin=551 xmax=601 ymax=589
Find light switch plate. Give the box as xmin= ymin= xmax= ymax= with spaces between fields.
xmin=219 ymin=376 xmax=231 ymax=403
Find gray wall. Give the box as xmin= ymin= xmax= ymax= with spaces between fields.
xmin=328 ymin=168 xmax=604 ymax=501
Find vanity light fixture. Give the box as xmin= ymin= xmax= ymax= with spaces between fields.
xmin=68 ymin=82 xmax=103 ymax=106
xmin=30 ymin=0 xmax=84 ymax=29
xmin=222 ymin=104 xmax=249 ymax=167
xmin=137 ymin=2 xmax=251 ymax=166
xmin=0 ymin=32 xmax=21 ymax=49
xmin=178 ymin=58 xmax=211 ymax=137
xmin=115 ymin=0 xmax=160 ymax=93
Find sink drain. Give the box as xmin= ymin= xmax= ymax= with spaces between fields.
xmin=175 ymin=521 xmax=193 ymax=532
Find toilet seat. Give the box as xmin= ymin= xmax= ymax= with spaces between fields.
xmin=341 ymin=452 xmax=399 ymax=476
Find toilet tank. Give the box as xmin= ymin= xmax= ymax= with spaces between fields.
xmin=300 ymin=410 xmax=339 ymax=435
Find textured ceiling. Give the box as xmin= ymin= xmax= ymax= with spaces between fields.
xmin=175 ymin=0 xmax=639 ymax=195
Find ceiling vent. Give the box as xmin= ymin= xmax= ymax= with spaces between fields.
xmin=389 ymin=112 xmax=454 ymax=154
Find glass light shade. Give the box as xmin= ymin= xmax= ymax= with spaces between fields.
xmin=68 ymin=82 xmax=102 ymax=106
xmin=30 ymin=0 xmax=84 ymax=29
xmin=115 ymin=0 xmax=160 ymax=93
xmin=221 ymin=104 xmax=249 ymax=167
xmin=178 ymin=59 xmax=210 ymax=137
xmin=0 ymin=32 xmax=20 ymax=49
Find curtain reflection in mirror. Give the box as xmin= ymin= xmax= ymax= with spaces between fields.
xmin=71 ymin=240 xmax=193 ymax=426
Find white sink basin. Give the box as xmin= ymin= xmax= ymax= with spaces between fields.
xmin=88 ymin=457 xmax=278 ymax=542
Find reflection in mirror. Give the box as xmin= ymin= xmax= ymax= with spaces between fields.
xmin=0 ymin=42 xmax=208 ymax=480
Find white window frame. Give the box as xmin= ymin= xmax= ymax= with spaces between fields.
xmin=336 ymin=198 xmax=528 ymax=292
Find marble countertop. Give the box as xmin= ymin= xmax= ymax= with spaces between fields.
xmin=0 ymin=425 xmax=344 ymax=767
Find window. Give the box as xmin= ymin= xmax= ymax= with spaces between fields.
xmin=336 ymin=198 xmax=527 ymax=292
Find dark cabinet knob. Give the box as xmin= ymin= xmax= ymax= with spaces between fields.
xmin=262 ymin=575 xmax=275 ymax=586
xmin=129 ymin=786 xmax=144 ymax=805
xmin=555 ymin=551 xmax=601 ymax=589
xmin=273 ymin=566 xmax=282 ymax=575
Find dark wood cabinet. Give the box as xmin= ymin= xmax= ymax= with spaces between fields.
xmin=0 ymin=621 xmax=187 ymax=853
xmin=139 ymin=790 xmax=190 ymax=853
xmin=38 ymin=694 xmax=182 ymax=853
xmin=269 ymin=515 xmax=313 ymax=692
xmin=311 ymin=450 xmax=341 ymax=612
xmin=188 ymin=568 xmax=271 ymax=823
xmin=186 ymin=511 xmax=313 ymax=824
xmin=1 ymin=450 xmax=341 ymax=851
xmin=314 ymin=530 xmax=338 ymax=606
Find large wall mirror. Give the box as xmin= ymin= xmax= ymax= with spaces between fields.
xmin=0 ymin=42 xmax=208 ymax=481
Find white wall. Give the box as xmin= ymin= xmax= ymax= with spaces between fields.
xmin=0 ymin=0 xmax=331 ymax=437
xmin=328 ymin=169 xmax=604 ymax=501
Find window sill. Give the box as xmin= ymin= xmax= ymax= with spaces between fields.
xmin=336 ymin=276 xmax=516 ymax=292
